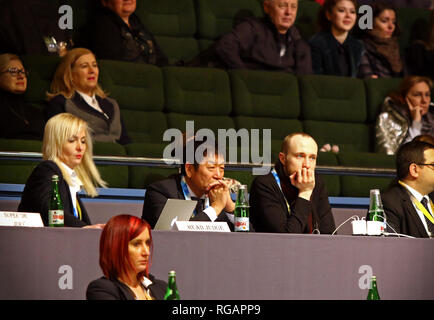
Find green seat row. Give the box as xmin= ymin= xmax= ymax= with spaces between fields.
xmin=41 ymin=0 xmax=432 ymax=63
xmin=1 ymin=54 xmax=406 ymax=197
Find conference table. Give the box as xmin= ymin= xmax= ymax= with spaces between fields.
xmin=0 ymin=225 xmax=433 ymax=300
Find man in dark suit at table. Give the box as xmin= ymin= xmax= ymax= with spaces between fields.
xmin=382 ymin=140 xmax=434 ymax=238
xmin=142 ymin=139 xmax=236 ymax=230
xmin=249 ymin=132 xmax=335 ymax=234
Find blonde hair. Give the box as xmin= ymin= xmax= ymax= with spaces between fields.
xmin=42 ymin=113 xmax=107 ymax=197
xmin=0 ymin=53 xmax=21 ymax=71
xmin=46 ymin=48 xmax=107 ymax=100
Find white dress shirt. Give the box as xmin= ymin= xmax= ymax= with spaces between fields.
xmin=76 ymin=90 xmax=108 ymax=118
xmin=60 ymin=162 xmax=83 ymax=217
xmin=400 ymin=181 xmax=433 ymax=234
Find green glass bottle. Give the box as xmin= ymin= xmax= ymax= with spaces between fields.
xmin=48 ymin=175 xmax=64 ymax=227
xmin=367 ymin=276 xmax=381 ymax=300
xmin=234 ymin=184 xmax=249 ymax=232
xmin=164 ymin=270 xmax=180 ymax=300
xmin=367 ymin=189 xmax=386 ymax=235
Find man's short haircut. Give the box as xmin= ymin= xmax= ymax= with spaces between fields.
xmin=396 ymin=140 xmax=434 ymax=180
xmin=280 ymin=132 xmax=316 ymax=155
xmin=179 ymin=134 xmax=222 ymax=175
xmin=413 ymin=134 xmax=434 ymax=147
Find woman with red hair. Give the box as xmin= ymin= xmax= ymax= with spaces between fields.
xmin=86 ymin=214 xmax=167 ymax=300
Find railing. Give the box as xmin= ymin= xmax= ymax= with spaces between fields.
xmin=0 ymin=151 xmax=396 ymax=177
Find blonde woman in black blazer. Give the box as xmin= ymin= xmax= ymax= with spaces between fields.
xmin=18 ymin=113 xmax=106 ymax=228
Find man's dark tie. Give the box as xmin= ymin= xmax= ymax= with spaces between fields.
xmin=421 ymin=197 xmax=434 ymax=237
xmin=191 ymin=197 xmax=205 ymax=217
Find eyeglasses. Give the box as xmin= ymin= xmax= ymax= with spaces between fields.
xmin=0 ymin=67 xmax=29 ymax=77
xmin=417 ymin=163 xmax=434 ymax=170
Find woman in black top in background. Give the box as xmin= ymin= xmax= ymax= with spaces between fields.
xmin=0 ymin=53 xmax=44 ymax=139
xmin=309 ymin=0 xmax=368 ymax=77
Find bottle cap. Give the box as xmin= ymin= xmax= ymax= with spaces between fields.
xmin=372 ymin=276 xmax=376 ymax=279
xmin=169 ymin=270 xmax=176 ymax=275
xmin=52 ymin=175 xmax=59 ymax=181
xmin=370 ymin=189 xmax=380 ymax=195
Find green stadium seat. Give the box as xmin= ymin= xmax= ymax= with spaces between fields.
xmin=163 ymin=66 xmax=235 ymax=134
xmin=125 ymin=142 xmax=178 ymax=189
xmin=195 ymin=0 xmax=264 ymax=51
xmin=364 ymin=77 xmax=403 ymax=124
xmin=316 ymin=151 xmax=341 ymax=197
xmin=21 ymin=54 xmax=60 ymax=111
xmin=135 ymin=0 xmax=199 ymax=63
xmin=300 ymin=75 xmax=369 ymax=152
xmin=93 ymin=142 xmax=129 ymax=189
xmin=337 ymin=152 xmax=396 ymax=197
xmin=98 ymin=60 xmax=167 ymax=145
xmin=230 ymin=69 xmax=303 ymax=161
xmin=0 ymin=139 xmax=42 ymax=184
xmin=396 ymin=7 xmax=431 ymax=53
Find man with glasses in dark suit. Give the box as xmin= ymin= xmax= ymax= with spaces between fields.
xmin=383 ymin=140 xmax=434 ymax=238
xmin=142 ymin=138 xmax=237 ymax=230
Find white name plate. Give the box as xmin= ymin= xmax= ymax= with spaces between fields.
xmin=174 ymin=221 xmax=231 ymax=232
xmin=0 ymin=211 xmax=44 ymax=227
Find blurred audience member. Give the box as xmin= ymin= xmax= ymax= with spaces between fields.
xmin=358 ymin=2 xmax=406 ymax=78
xmin=87 ymin=214 xmax=167 ymax=300
xmin=376 ymin=76 xmax=434 ymax=154
xmin=0 ymin=53 xmax=44 ymax=139
xmin=0 ymin=0 xmax=73 ymax=56
xmin=309 ymin=0 xmax=367 ymax=77
xmin=407 ymin=10 xmax=434 ymax=79
xmin=18 ymin=113 xmax=107 ymax=228
xmin=89 ymin=0 xmax=168 ymax=66
xmin=193 ymin=0 xmax=312 ymax=74
xmin=46 ymin=48 xmax=131 ymax=145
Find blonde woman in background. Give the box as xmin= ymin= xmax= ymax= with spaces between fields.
xmin=19 ymin=113 xmax=107 ymax=228
xmin=46 ymin=47 xmax=130 ymax=145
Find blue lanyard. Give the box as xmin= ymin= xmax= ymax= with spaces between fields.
xmin=271 ymin=169 xmax=290 ymax=212
xmin=180 ymin=176 xmax=209 ymax=214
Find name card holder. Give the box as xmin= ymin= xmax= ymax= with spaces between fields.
xmin=174 ymin=221 xmax=231 ymax=232
xmin=0 ymin=211 xmax=44 ymax=227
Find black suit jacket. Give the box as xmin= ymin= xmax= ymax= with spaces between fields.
xmin=382 ymin=183 xmax=432 ymax=238
xmin=18 ymin=160 xmax=91 ymax=227
xmin=86 ymin=274 xmax=167 ymax=300
xmin=249 ymin=163 xmax=335 ymax=234
xmin=142 ymin=174 xmax=235 ymax=230
xmin=309 ymin=31 xmax=365 ymax=77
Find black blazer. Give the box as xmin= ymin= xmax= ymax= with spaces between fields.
xmin=382 ymin=183 xmax=432 ymax=238
xmin=249 ymin=163 xmax=336 ymax=234
xmin=142 ymin=174 xmax=235 ymax=231
xmin=45 ymin=93 xmax=131 ymax=145
xmin=309 ymin=31 xmax=365 ymax=77
xmin=86 ymin=274 xmax=167 ymax=300
xmin=18 ymin=160 xmax=91 ymax=227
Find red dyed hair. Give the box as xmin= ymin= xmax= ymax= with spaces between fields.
xmin=99 ymin=215 xmax=153 ymax=281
